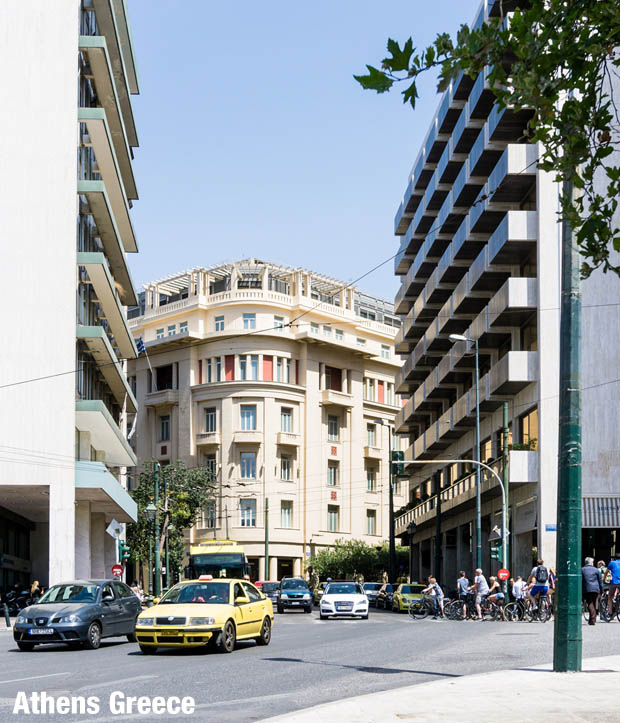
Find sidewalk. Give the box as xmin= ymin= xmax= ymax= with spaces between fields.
xmin=262 ymin=655 xmax=620 ymax=723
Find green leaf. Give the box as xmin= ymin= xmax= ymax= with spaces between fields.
xmin=354 ymin=65 xmax=394 ymax=94
xmin=383 ymin=37 xmax=415 ymax=72
xmin=402 ymin=81 xmax=419 ymax=107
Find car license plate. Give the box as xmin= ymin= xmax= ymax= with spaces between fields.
xmin=292 ymin=601 xmax=300 ymax=605
xmin=29 ymin=628 xmax=54 ymax=635
xmin=159 ymin=630 xmax=180 ymax=635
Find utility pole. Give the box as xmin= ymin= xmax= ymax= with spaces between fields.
xmin=148 ymin=521 xmax=153 ymax=596
xmin=433 ymin=470 xmax=442 ymax=582
xmin=502 ymin=402 xmax=510 ymax=572
xmin=153 ymin=461 xmax=161 ymax=597
xmin=554 ymin=178 xmax=582 ymax=672
xmin=388 ymin=427 xmax=396 ymax=584
xmin=473 ymin=338 xmax=482 ymax=569
xmin=163 ymin=472 xmax=168 ymax=590
xmin=265 ymin=497 xmax=269 ymax=580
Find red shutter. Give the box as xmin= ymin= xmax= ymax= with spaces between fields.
xmin=198 ymin=359 xmax=203 ymax=385
xmin=225 ymin=355 xmax=235 ymax=381
xmin=263 ymin=355 xmax=273 ymax=381
xmin=378 ymin=380 xmax=384 ymax=404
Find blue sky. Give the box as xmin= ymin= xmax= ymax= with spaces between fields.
xmin=128 ymin=0 xmax=480 ymax=301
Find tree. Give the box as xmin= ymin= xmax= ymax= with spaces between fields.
xmin=355 ymin=0 xmax=620 ymax=277
xmin=310 ymin=539 xmax=409 ymax=581
xmin=128 ymin=460 xmax=216 ymax=582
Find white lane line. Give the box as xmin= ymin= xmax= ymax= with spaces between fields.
xmin=0 ymin=672 xmax=71 ymax=685
xmin=75 ymin=675 xmax=157 ymax=693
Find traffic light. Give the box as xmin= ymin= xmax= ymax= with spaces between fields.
xmin=391 ymin=450 xmax=405 ymax=477
xmin=490 ymin=541 xmax=502 ymax=561
xmin=119 ymin=540 xmax=131 ymax=562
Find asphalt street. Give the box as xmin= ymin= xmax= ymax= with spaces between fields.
xmin=1 ymin=607 xmax=619 ymax=723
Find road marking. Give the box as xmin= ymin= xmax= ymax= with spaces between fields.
xmin=75 ymin=675 xmax=158 ymax=693
xmin=0 ymin=672 xmax=71 ymax=685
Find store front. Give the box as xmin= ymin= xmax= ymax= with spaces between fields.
xmin=582 ymin=496 xmax=620 ymax=561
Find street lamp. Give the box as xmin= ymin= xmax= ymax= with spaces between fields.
xmin=377 ymin=419 xmax=396 ymax=584
xmin=449 ymin=333 xmax=482 ymax=569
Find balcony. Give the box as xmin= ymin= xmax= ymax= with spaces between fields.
xmin=489 ymin=277 xmax=537 ymax=327
xmin=489 ymin=144 xmax=537 ymax=204
xmin=196 ymin=431 xmax=221 ymax=446
xmin=91 ymin=1 xmax=138 ymax=145
xmin=75 ymin=460 xmax=137 ymax=523
xmin=233 ymin=430 xmax=262 ymax=444
xmin=394 ymin=326 xmax=413 ymax=355
xmin=489 ymin=351 xmax=538 ymax=395
xmin=77 ymin=325 xmax=137 ymax=412
xmin=144 ymin=389 xmax=179 ymax=407
xmin=79 ymin=107 xmax=137 ymax=252
xmin=488 ymin=211 xmax=538 ymax=265
xmin=79 ymin=36 xmax=137 ymax=199
xmin=277 ymin=432 xmax=301 ymax=447
xmin=77 ymin=252 xmax=137 ymax=358
xmin=78 ymin=181 xmax=136 ymax=305
xmin=75 ymin=399 xmax=137 ymax=467
xmin=363 ymin=445 xmax=383 ymax=460
xmin=321 ymin=389 xmax=354 ymax=408
xmin=509 ymin=450 xmax=539 ymax=484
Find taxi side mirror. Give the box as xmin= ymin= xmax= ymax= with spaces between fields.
xmin=152 ymin=597 xmax=160 ymax=605
xmin=235 ymin=596 xmax=249 ymax=605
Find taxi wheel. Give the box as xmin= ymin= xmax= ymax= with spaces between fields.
xmin=256 ymin=617 xmax=271 ymax=646
xmin=17 ymin=642 xmax=35 ymax=652
xmin=217 ymin=620 xmax=236 ymax=653
xmin=84 ymin=622 xmax=101 ymax=650
xmin=127 ymin=633 xmax=137 ymax=643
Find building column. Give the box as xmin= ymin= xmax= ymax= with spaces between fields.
xmin=49 ymin=480 xmax=75 ymax=586
xmin=90 ymin=513 xmax=106 ymax=578
xmin=269 ymin=556 xmax=278 ymax=580
xmin=293 ymin=558 xmax=301 ymax=577
xmin=74 ymin=501 xmax=91 ymax=579
xmin=258 ymin=556 xmax=266 ymax=581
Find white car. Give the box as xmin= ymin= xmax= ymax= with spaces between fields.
xmin=319 ymin=582 xmax=369 ymax=619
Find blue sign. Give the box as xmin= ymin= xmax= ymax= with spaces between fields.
xmin=545 ymin=524 xmax=557 ymax=532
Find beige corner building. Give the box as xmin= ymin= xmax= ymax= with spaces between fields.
xmin=128 ymin=260 xmax=404 ymax=580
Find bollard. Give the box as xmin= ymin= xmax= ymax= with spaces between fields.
xmin=3 ymin=603 xmax=11 ymax=628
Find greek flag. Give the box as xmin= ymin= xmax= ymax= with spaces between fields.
xmin=136 ymin=337 xmax=146 ymax=355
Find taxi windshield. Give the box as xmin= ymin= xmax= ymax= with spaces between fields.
xmin=159 ymin=582 xmax=230 ymax=605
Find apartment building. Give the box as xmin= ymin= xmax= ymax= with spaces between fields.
xmin=0 ymin=0 xmax=140 ymax=588
xmin=128 ymin=260 xmax=403 ymax=581
xmin=392 ymin=0 xmax=620 ymax=582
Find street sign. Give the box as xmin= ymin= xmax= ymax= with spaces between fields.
xmin=497 ymin=568 xmax=510 ymax=581
xmin=106 ymin=519 xmax=123 ymax=539
xmin=111 ymin=564 xmax=123 ymax=578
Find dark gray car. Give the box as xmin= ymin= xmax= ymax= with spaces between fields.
xmin=12 ymin=579 xmax=142 ymax=651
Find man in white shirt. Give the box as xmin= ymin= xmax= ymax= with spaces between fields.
xmin=470 ymin=568 xmax=489 ymax=620
xmin=512 ymin=575 xmax=527 ymax=600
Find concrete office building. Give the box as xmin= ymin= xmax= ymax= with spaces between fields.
xmin=0 ymin=1 xmax=140 ymax=588
xmin=392 ymin=0 xmax=620 ymax=582
xmin=128 ymin=260 xmax=404 ymax=580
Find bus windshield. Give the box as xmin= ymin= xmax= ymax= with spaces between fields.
xmin=189 ymin=553 xmax=245 ymax=579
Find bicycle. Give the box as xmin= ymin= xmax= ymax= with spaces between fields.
xmin=408 ymin=594 xmax=441 ymax=620
xmin=504 ymin=595 xmax=551 ymax=622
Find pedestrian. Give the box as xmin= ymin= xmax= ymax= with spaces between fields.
xmin=0 ymin=589 xmax=11 ymax=628
xmin=605 ymin=553 xmax=620 ymax=611
xmin=469 ymin=568 xmax=489 ymax=620
xmin=582 ymin=556 xmax=604 ymax=625
xmin=30 ymin=580 xmax=41 ymax=605
xmin=597 ymin=560 xmax=610 ymax=584
xmin=422 ymin=576 xmax=444 ymax=618
xmin=456 ymin=571 xmax=469 ymax=617
xmin=512 ymin=575 xmax=527 ymax=600
xmin=527 ymin=559 xmax=550 ymax=609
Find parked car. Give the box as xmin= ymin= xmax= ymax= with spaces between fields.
xmin=391 ymin=583 xmax=426 ymax=612
xmin=277 ymin=577 xmax=312 ymax=613
xmin=258 ymin=581 xmax=280 ymax=606
xmin=320 ymin=582 xmax=369 ymax=619
xmin=312 ymin=581 xmax=327 ymax=606
xmin=376 ymin=583 xmax=395 ymax=610
xmin=363 ymin=582 xmax=383 ymax=607
xmin=13 ymin=580 xmax=141 ymax=651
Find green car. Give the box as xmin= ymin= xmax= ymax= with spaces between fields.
xmin=391 ymin=583 xmax=426 ymax=612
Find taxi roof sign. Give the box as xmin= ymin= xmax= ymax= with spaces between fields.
xmin=198 ymin=574 xmax=213 ymax=580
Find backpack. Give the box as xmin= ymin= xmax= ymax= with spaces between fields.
xmin=535 ymin=566 xmax=549 ymax=583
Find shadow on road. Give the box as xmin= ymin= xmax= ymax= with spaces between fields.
xmin=264 ymin=656 xmax=461 ymax=678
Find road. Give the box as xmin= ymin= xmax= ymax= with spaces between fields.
xmin=1 ymin=606 xmax=619 ymax=722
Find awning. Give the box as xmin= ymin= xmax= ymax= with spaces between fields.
xmin=75 ymin=460 xmax=137 ymax=523
xmin=77 ymin=325 xmax=137 ymax=412
xmin=76 ymin=400 xmax=137 ymax=468
xmin=583 ymin=497 xmax=620 ymax=528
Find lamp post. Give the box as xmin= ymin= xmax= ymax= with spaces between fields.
xmin=152 ymin=461 xmax=161 ymax=597
xmin=378 ymin=419 xmax=396 ymax=584
xmin=449 ymin=333 xmax=482 ymax=569
xmin=144 ymin=502 xmax=157 ymax=596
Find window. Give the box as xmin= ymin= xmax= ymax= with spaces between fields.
xmin=239 ymin=355 xmax=247 ymax=380
xmin=386 ymin=383 xmax=393 ymax=406
xmin=328 ymin=415 xmax=339 ymax=441
xmin=203 ymin=502 xmax=216 ymax=529
xmin=204 ymin=454 xmax=217 ymax=476
xmin=155 ymin=364 xmax=173 ymax=391
xmin=367 ymin=467 xmax=377 ymax=492
xmin=215 ymin=357 xmax=222 ymax=381
xmin=364 ymin=378 xmax=375 ymax=401
xmin=180 ymin=321 xmax=188 ymax=334
xmin=325 ymin=366 xmax=342 ymax=392
xmin=381 ymin=345 xmax=390 ymax=359
xmin=205 ymin=407 xmax=216 ymax=433
xmin=360 ymin=309 xmax=376 ymax=320
xmin=207 ymin=359 xmax=213 ymax=383
xmin=240 ymin=405 xmax=257 ymax=431
xmin=281 ymin=408 xmax=292 ymax=433
xmin=328 ymin=505 xmax=340 ymax=532
xmin=243 ymin=313 xmax=256 ymax=330
xmin=323 ymin=325 xmax=332 ymax=337
xmin=156 ymin=328 xmax=164 ymax=340
xmin=356 ymin=337 xmax=366 ymax=347
xmin=215 ymin=315 xmax=224 ymax=331
xmin=276 ymin=357 xmax=291 ymax=383
xmin=481 ymin=437 xmax=492 ymax=463
xmin=366 ymin=509 xmax=377 ymax=535
xmin=519 ymin=407 xmax=538 ymax=449
xmin=250 ymin=355 xmax=258 ymax=380
xmin=159 ymin=415 xmax=170 ymax=442
xmin=281 ymin=501 xmax=293 ymax=528
xmin=167 ymin=325 xmax=176 ymax=337
xmin=335 ymin=329 xmax=344 ymax=341
xmin=240 ymin=499 xmax=256 ymax=527
xmin=310 ymin=322 xmax=319 ymax=335
xmin=281 ymin=455 xmax=292 ymax=481
xmin=328 ymin=461 xmax=339 ymax=486
xmin=367 ymin=423 xmax=376 ymax=447
xmin=240 ymin=452 xmax=256 ymax=479
xmin=274 ymin=315 xmax=284 ymax=332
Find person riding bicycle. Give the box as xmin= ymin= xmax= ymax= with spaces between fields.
xmin=606 ymin=554 xmax=620 ymax=612
xmin=421 ymin=577 xmax=444 ymax=619
xmin=469 ymin=568 xmax=489 ymax=620
xmin=487 ymin=576 xmax=505 ymax=605
xmin=456 ymin=571 xmax=469 ymax=618
xmin=528 ymin=559 xmax=550 ymax=609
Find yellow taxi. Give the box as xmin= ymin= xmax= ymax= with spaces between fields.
xmin=391 ymin=583 xmax=426 ymax=612
xmin=135 ymin=577 xmax=273 ymax=654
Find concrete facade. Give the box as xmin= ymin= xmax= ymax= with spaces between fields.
xmin=128 ymin=261 xmax=404 ymax=580
xmin=0 ymin=1 xmax=140 ymax=588
xmin=391 ymin=0 xmax=620 ymax=584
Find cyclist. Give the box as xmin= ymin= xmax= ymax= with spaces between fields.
xmin=470 ymin=568 xmax=489 ymax=620
xmin=606 ymin=554 xmax=620 ymax=612
xmin=487 ymin=576 xmax=504 ymax=605
xmin=528 ymin=559 xmax=550 ymax=609
xmin=422 ymin=576 xmax=444 ymax=619
xmin=456 ymin=571 xmax=469 ymax=618
xmin=512 ymin=575 xmax=527 ymax=601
